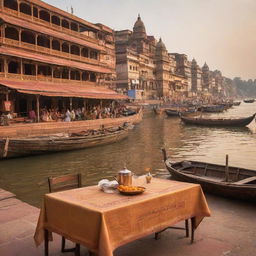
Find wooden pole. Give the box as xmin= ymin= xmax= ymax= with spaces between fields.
xmin=36 ymin=95 xmax=40 ymax=123
xmin=225 ymin=154 xmax=229 ymax=182
xmin=69 ymin=97 xmax=72 ymax=110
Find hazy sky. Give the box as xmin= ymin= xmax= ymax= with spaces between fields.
xmin=44 ymin=0 xmax=256 ymax=80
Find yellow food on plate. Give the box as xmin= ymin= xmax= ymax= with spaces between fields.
xmin=118 ymin=185 xmax=145 ymax=193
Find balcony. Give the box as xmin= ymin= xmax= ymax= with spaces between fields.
xmin=2 ymin=73 xmax=100 ymax=87
xmin=1 ymin=37 xmax=103 ymax=67
xmin=2 ymin=6 xmax=101 ymax=46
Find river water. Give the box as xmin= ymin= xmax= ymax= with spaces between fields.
xmin=0 ymin=102 xmax=255 ymax=207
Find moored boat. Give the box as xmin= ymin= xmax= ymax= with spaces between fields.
xmin=162 ymin=149 xmax=256 ymax=202
xmin=243 ymin=99 xmax=255 ymax=103
xmin=0 ymin=109 xmax=143 ymax=138
xmin=233 ymin=101 xmax=241 ymax=106
xmin=199 ymin=105 xmax=226 ymax=113
xmin=180 ymin=113 xmax=256 ymax=127
xmin=0 ymin=124 xmax=132 ymax=159
xmin=165 ymin=107 xmax=197 ymax=117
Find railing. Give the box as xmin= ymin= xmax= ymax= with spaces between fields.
xmin=37 ymin=45 xmax=51 ymax=54
xmin=1 ymin=37 xmax=108 ymax=69
xmin=19 ymin=12 xmax=32 ymax=21
xmin=6 ymin=73 xmax=21 ymax=79
xmin=20 ymin=41 xmax=36 ymax=50
xmin=3 ymin=73 xmax=100 ymax=86
xmin=3 ymin=38 xmax=19 ymax=47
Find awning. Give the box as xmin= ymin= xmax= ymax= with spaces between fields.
xmin=0 ymin=46 xmax=112 ymax=74
xmin=0 ymin=79 xmax=128 ymax=100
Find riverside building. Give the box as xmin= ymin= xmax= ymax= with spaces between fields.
xmin=115 ymin=15 xmax=227 ymax=100
xmin=0 ymin=0 xmax=125 ymax=119
xmin=115 ymin=15 xmax=190 ymax=100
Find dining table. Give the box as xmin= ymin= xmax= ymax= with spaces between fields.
xmin=34 ymin=177 xmax=211 ymax=256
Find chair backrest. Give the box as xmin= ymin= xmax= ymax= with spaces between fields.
xmin=48 ymin=173 xmax=82 ymax=193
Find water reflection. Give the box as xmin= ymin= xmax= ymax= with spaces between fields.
xmin=0 ymin=102 xmax=255 ymax=207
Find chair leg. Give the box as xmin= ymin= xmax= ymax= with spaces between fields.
xmin=61 ymin=236 xmax=80 ymax=254
xmin=44 ymin=229 xmax=49 ymax=256
xmin=75 ymin=244 xmax=80 ymax=256
xmin=191 ymin=217 xmax=196 ymax=243
xmin=61 ymin=236 xmax=66 ymax=252
xmin=154 ymin=232 xmax=161 ymax=240
xmin=185 ymin=219 xmax=189 ymax=237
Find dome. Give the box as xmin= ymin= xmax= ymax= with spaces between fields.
xmin=191 ymin=58 xmax=197 ymax=67
xmin=133 ymin=14 xmax=147 ymax=39
xmin=192 ymin=58 xmax=197 ymax=64
xmin=156 ymin=38 xmax=166 ymax=51
xmin=202 ymin=62 xmax=209 ymax=71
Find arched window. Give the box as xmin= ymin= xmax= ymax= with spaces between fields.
xmin=71 ymin=22 xmax=78 ymax=32
xmin=4 ymin=0 xmax=18 ymax=11
xmin=21 ymin=31 xmax=35 ymax=44
xmin=39 ymin=10 xmax=50 ymax=22
xmin=53 ymin=68 xmax=61 ymax=78
xmin=20 ymin=2 xmax=32 ymax=15
xmin=71 ymin=70 xmax=80 ymax=80
xmin=90 ymin=73 xmax=96 ymax=82
xmin=62 ymin=68 xmax=69 ymax=79
xmin=0 ymin=59 xmax=4 ymax=72
xmin=24 ymin=63 xmax=36 ymax=75
xmin=52 ymin=40 xmax=60 ymax=51
xmin=38 ymin=65 xmax=51 ymax=76
xmin=37 ymin=35 xmax=50 ymax=48
xmin=51 ymin=15 xmax=60 ymax=26
xmin=33 ymin=7 xmax=38 ymax=18
xmin=81 ymin=48 xmax=88 ymax=58
xmin=82 ymin=71 xmax=89 ymax=81
xmin=71 ymin=45 xmax=80 ymax=56
xmin=90 ymin=51 xmax=98 ymax=60
xmin=62 ymin=42 xmax=69 ymax=53
xmin=62 ymin=19 xmax=70 ymax=29
xmin=5 ymin=26 xmax=19 ymax=41
xmin=8 ymin=61 xmax=20 ymax=74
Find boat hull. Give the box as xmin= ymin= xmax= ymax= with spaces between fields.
xmin=180 ymin=113 xmax=256 ymax=127
xmin=165 ymin=160 xmax=256 ymax=202
xmin=0 ymin=128 xmax=130 ymax=159
xmin=243 ymin=99 xmax=255 ymax=103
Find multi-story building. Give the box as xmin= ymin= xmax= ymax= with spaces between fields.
xmin=115 ymin=15 xmax=188 ymax=99
xmin=0 ymin=0 xmax=123 ymax=117
xmin=191 ymin=58 xmax=202 ymax=94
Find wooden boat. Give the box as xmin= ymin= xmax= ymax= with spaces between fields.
xmin=165 ymin=107 xmax=197 ymax=117
xmin=162 ymin=149 xmax=256 ymax=202
xmin=0 ymin=109 xmax=143 ymax=138
xmin=243 ymin=99 xmax=255 ymax=103
xmin=233 ymin=101 xmax=241 ymax=106
xmin=199 ymin=105 xmax=225 ymax=113
xmin=0 ymin=125 xmax=132 ymax=159
xmin=180 ymin=113 xmax=256 ymax=127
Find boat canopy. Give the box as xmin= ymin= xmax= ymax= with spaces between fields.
xmin=0 ymin=79 xmax=128 ymax=100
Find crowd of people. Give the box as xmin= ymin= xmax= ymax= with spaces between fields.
xmin=30 ymin=104 xmax=132 ymax=123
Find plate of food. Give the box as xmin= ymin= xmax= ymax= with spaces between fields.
xmin=117 ymin=185 xmax=146 ymax=195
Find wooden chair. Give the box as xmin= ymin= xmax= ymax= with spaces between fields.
xmin=45 ymin=173 xmax=82 ymax=256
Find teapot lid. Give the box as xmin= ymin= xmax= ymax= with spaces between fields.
xmin=119 ymin=167 xmax=131 ymax=174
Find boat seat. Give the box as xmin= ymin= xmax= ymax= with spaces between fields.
xmin=233 ymin=176 xmax=256 ymax=185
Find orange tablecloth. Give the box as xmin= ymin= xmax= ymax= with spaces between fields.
xmin=34 ymin=178 xmax=210 ymax=256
